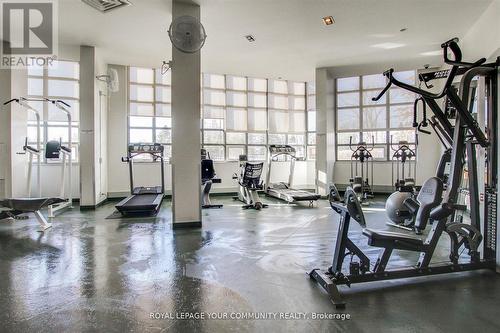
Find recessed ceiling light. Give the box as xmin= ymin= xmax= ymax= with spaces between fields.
xmin=372 ymin=42 xmax=405 ymax=49
xmin=245 ymin=35 xmax=255 ymax=42
xmin=400 ymin=28 xmax=407 ymax=32
xmin=323 ymin=16 xmax=334 ymax=25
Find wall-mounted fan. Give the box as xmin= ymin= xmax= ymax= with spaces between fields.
xmin=96 ymin=68 xmax=119 ymax=92
xmin=168 ymin=15 xmax=207 ymax=53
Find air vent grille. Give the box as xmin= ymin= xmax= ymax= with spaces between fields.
xmin=82 ymin=0 xmax=131 ymax=13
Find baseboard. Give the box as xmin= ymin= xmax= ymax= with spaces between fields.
xmin=79 ymin=197 xmax=108 ymax=210
xmin=172 ymin=221 xmax=202 ymax=229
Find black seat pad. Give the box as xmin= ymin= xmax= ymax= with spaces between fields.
xmin=363 ymin=228 xmax=425 ymax=251
xmin=0 ymin=198 xmax=66 ymax=212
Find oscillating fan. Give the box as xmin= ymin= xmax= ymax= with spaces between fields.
xmin=96 ymin=68 xmax=119 ymax=92
xmin=168 ymin=15 xmax=207 ymax=53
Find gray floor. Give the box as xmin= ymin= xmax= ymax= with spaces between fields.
xmin=0 ymin=195 xmax=499 ymax=332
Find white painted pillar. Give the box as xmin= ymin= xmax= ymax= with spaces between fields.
xmin=315 ymin=68 xmax=335 ymax=196
xmin=171 ymin=0 xmax=202 ymax=228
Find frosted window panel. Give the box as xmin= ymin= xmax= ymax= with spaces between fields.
xmin=393 ymin=70 xmax=415 ymax=85
xmin=203 ymin=74 xmax=225 ymax=89
xmin=227 ymin=146 xmax=245 ymax=161
xmin=48 ymin=80 xmax=80 ymax=98
xmin=248 ymin=93 xmax=266 ymax=108
xmin=130 ymin=67 xmax=154 ymax=84
xmin=203 ymin=119 xmax=223 ymax=129
xmin=292 ymin=146 xmax=305 ymax=159
xmin=290 ymin=82 xmax=305 ymax=95
xmin=289 ymin=111 xmax=305 ymax=132
xmin=163 ymin=145 xmax=172 ymax=162
xmin=248 ymin=78 xmax=267 ymax=92
xmin=130 ymin=102 xmax=154 ymax=116
xmin=129 ymin=116 xmax=153 ymax=127
xmin=308 ymin=111 xmax=316 ymax=132
xmin=269 ymin=94 xmax=288 ymax=109
xmin=268 ymin=109 xmax=289 ymax=133
xmin=48 ymin=100 xmax=79 ymax=122
xmin=28 ymin=78 xmax=43 ymax=96
xmin=337 ymin=108 xmax=360 ymax=130
xmin=130 ymin=85 xmax=154 ymax=102
xmin=226 ymin=132 xmax=246 ymax=144
xmin=156 ymin=129 xmax=171 ymax=144
xmin=227 ymin=91 xmax=247 ymax=107
xmin=337 ymin=146 xmax=353 ymax=160
xmin=48 ymin=61 xmax=79 ymax=79
xmin=390 ymin=130 xmax=416 ymax=143
xmin=156 ymin=117 xmax=171 ymax=128
xmin=248 ymin=133 xmax=266 ymax=144
xmin=288 ymin=134 xmax=305 ymax=145
xmin=363 ymin=106 xmax=386 ymax=129
xmin=47 ymin=126 xmax=70 ymax=142
xmin=268 ymin=134 xmax=286 ymax=144
xmin=390 ymin=88 xmax=415 ymax=103
xmin=363 ymin=90 xmax=385 ymax=105
xmin=307 ymin=94 xmax=316 ymax=110
xmin=26 ymin=101 xmax=44 ymax=120
xmin=28 ymin=64 xmax=43 ymax=76
xmin=203 ymin=130 xmax=224 ymax=144
xmin=248 ymin=108 xmax=267 ymax=131
xmin=203 ymin=146 xmax=224 ymax=161
xmin=337 ymin=77 xmax=359 ymax=91
xmin=226 ymin=76 xmax=246 ymax=90
xmin=363 ymin=131 xmax=386 ymax=144
xmin=155 ymin=69 xmax=171 ymax=85
xmin=130 ymin=129 xmax=153 ymax=143
xmin=390 ymin=104 xmax=414 ymax=128
xmin=156 ymin=87 xmax=171 ymax=103
xmin=226 ymin=108 xmax=247 ymax=131
xmin=307 ymin=146 xmax=316 ymax=160
xmin=307 ymin=133 xmax=316 ymax=145
xmin=289 ymin=96 xmax=306 ymax=110
xmin=337 ymin=92 xmax=359 ymax=107
xmin=307 ymin=81 xmax=316 ymax=95
xmin=269 ymin=80 xmax=288 ymax=94
xmin=371 ymin=146 xmax=386 ymax=159
xmin=156 ymin=103 xmax=171 ymax=117
xmin=203 ymin=89 xmax=225 ymax=106
xmin=362 ymin=74 xmax=386 ymax=89
xmin=203 ymin=106 xmax=224 ymax=119
xmin=337 ymin=132 xmax=360 ymax=145
xmin=248 ymin=146 xmax=267 ymax=161
xmin=27 ymin=126 xmax=44 ymax=143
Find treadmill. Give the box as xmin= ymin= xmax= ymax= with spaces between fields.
xmin=265 ymin=145 xmax=321 ymax=205
xmin=115 ymin=143 xmax=165 ymax=216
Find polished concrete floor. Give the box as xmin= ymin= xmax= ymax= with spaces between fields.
xmin=0 ymin=195 xmax=499 ymax=332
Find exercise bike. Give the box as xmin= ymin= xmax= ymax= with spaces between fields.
xmin=232 ymin=155 xmax=268 ymax=210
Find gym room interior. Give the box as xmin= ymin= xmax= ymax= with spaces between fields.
xmin=0 ymin=0 xmax=499 ymax=332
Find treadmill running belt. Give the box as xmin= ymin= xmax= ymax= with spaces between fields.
xmin=127 ymin=194 xmax=159 ymax=205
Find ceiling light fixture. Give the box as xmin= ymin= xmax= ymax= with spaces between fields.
xmin=372 ymin=42 xmax=405 ymax=49
xmin=245 ymin=35 xmax=255 ymax=42
xmin=400 ymin=28 xmax=407 ymax=32
xmin=323 ymin=16 xmax=334 ymax=25
xmin=420 ymin=50 xmax=442 ymax=56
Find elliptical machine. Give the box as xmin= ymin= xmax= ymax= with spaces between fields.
xmin=348 ymin=136 xmax=374 ymax=204
xmin=201 ymin=149 xmax=223 ymax=209
xmin=233 ymin=155 xmax=268 ymax=210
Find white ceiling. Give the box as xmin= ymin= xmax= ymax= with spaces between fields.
xmin=59 ymin=0 xmax=492 ymax=81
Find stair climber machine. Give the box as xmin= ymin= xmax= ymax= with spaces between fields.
xmin=115 ymin=144 xmax=165 ymax=216
xmin=348 ymin=137 xmax=374 ymax=204
xmin=201 ymin=149 xmax=223 ymax=209
xmin=266 ymin=145 xmax=321 ymax=206
xmin=308 ymin=38 xmax=498 ymax=308
xmin=233 ymin=155 xmax=268 ymax=210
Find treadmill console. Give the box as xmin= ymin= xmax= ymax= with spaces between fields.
xmin=128 ymin=143 xmax=164 ymax=154
xmin=269 ymin=145 xmax=296 ymax=155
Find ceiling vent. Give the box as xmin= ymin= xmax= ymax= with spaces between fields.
xmin=82 ymin=0 xmax=132 ymax=13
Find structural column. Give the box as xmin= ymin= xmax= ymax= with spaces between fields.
xmin=171 ymin=0 xmax=202 ymax=227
